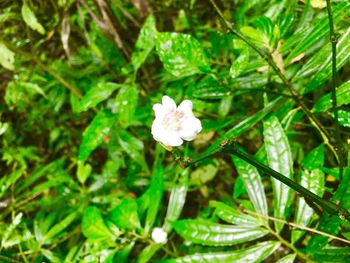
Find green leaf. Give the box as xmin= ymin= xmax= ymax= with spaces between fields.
xmin=277 ymin=254 xmax=296 ymax=263
xmin=191 ymin=161 xmax=218 ymax=186
xmin=131 ymin=14 xmax=157 ymax=72
xmin=232 ymin=148 xmax=268 ymax=218
xmin=205 ymin=97 xmax=282 ymax=154
xmin=108 ymin=198 xmax=141 ymax=230
xmin=78 ymin=110 xmax=116 ymax=161
xmin=0 ymin=42 xmax=15 ymax=70
xmin=263 ymin=114 xmax=293 ymax=233
xmin=240 ymin=26 xmax=269 ymax=47
xmin=338 ymin=110 xmax=350 ymax=128
xmin=160 ymin=241 xmax=280 ymax=263
xmin=230 ymin=47 xmax=249 ymax=79
xmin=292 ymin=169 xmax=325 ymax=243
xmin=145 ymin=162 xmax=164 ymax=233
xmin=312 ymin=81 xmax=350 ymax=113
xmin=163 ymin=169 xmax=189 ymax=233
xmin=209 ymin=201 xmax=261 ymax=226
xmin=305 ymin=27 xmax=350 ymax=93
xmin=312 ymin=247 xmax=350 ymax=262
xmin=82 ymin=206 xmax=113 ymax=241
xmin=155 ymin=32 xmax=211 ymax=77
xmin=136 ymin=243 xmax=162 ymax=263
xmin=188 ymin=76 xmax=231 ymax=99
xmin=42 ymin=212 xmax=77 ymax=244
xmin=283 ymin=1 xmax=349 ymax=63
xmin=115 ymin=84 xmax=139 ymax=128
xmin=114 ymin=242 xmax=135 ymax=263
xmin=21 ymin=2 xmax=45 ymax=34
xmin=173 ymin=219 xmax=268 ymax=246
xmin=77 ymin=161 xmax=92 ymax=184
xmin=78 ymin=82 xmax=121 ymax=112
xmin=301 ymin=144 xmax=325 ymax=170
xmin=117 ymin=129 xmax=148 ymax=171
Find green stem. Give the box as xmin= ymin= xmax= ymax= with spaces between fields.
xmin=179 ymin=140 xmax=350 ymax=221
xmin=325 ymin=0 xmax=345 ymax=180
xmin=209 ymin=0 xmax=339 ymax=164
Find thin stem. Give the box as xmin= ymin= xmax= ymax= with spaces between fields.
xmin=325 ymin=0 xmax=344 ymax=180
xmin=179 ymin=140 xmax=350 ymax=221
xmin=209 ymin=0 xmax=338 ymax=163
xmin=244 ymin=209 xmax=350 ymax=245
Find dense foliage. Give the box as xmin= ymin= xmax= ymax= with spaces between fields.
xmin=1 ymin=0 xmax=350 ymax=262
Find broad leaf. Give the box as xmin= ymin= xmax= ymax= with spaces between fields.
xmin=115 ymin=84 xmax=139 ymax=128
xmin=232 ymin=149 xmax=268 ymax=218
xmin=230 ymin=47 xmax=249 ymax=79
xmin=301 ymin=144 xmax=324 ymax=170
xmin=78 ymin=110 xmax=116 ymax=161
xmin=263 ymin=114 xmax=293 ymax=233
xmin=78 ymin=82 xmax=121 ymax=112
xmin=108 ymin=198 xmax=141 ymax=230
xmin=312 ymin=81 xmax=350 ymax=113
xmin=0 ymin=42 xmax=15 ymax=70
xmin=21 ymin=2 xmax=45 ymax=34
xmin=131 ymin=14 xmax=157 ymax=72
xmin=156 ymin=32 xmax=211 ymax=77
xmin=338 ymin=110 xmax=350 ymax=128
xmin=82 ymin=206 xmax=113 ymax=241
xmin=160 ymin=241 xmax=280 ymax=263
xmin=292 ymin=169 xmax=325 ymax=243
xmin=173 ymin=219 xmax=268 ymax=246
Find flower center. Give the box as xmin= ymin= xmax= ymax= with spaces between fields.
xmin=162 ymin=110 xmax=184 ymax=131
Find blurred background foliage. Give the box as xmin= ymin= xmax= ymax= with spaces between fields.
xmin=0 ymin=0 xmax=350 ymax=262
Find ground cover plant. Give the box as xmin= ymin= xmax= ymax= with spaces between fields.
xmin=1 ymin=0 xmax=350 ymax=262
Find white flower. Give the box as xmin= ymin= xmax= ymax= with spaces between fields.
xmin=151 ymin=96 xmax=202 ymax=147
xmin=151 ymin=227 xmax=167 ymax=244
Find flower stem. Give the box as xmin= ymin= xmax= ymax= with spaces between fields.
xmin=325 ymin=0 xmax=345 ymax=181
xmin=179 ymin=140 xmax=350 ymax=221
xmin=209 ymin=0 xmax=339 ymax=164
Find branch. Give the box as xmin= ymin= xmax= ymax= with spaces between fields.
xmin=325 ymin=0 xmax=345 ymax=180
xmin=178 ymin=140 xmax=350 ymax=221
xmin=209 ymin=0 xmax=339 ymax=163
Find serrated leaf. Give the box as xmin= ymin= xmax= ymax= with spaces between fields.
xmin=108 ymin=198 xmax=141 ymax=230
xmin=21 ymin=2 xmax=45 ymax=34
xmin=173 ymin=219 xmax=268 ymax=246
xmin=263 ymin=115 xmax=293 ymax=233
xmin=163 ymin=169 xmax=189 ymax=233
xmin=230 ymin=47 xmax=249 ymax=79
xmin=312 ymin=81 xmax=350 ymax=113
xmin=131 ymin=14 xmax=157 ymax=72
xmin=0 ymin=42 xmax=15 ymax=70
xmin=82 ymin=206 xmax=113 ymax=241
xmin=78 ymin=82 xmax=121 ymax=112
xmin=292 ymin=169 xmax=325 ymax=243
xmin=160 ymin=241 xmax=280 ymax=263
xmin=115 ymin=84 xmax=139 ymax=128
xmin=232 ymin=149 xmax=268 ymax=219
xmin=78 ymin=110 xmax=116 ymax=161
xmin=209 ymin=201 xmax=261 ymax=226
xmin=205 ymin=97 xmax=282 ymax=154
xmin=155 ymin=32 xmax=211 ymax=77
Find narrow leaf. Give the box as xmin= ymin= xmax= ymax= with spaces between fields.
xmin=230 ymin=47 xmax=249 ymax=79
xmin=160 ymin=241 xmax=280 ymax=263
xmin=263 ymin=114 xmax=293 ymax=233
xmin=173 ymin=219 xmax=268 ymax=246
xmin=277 ymin=254 xmax=296 ymax=263
xmin=42 ymin=212 xmax=77 ymax=244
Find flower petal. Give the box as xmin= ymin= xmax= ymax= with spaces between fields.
xmin=178 ymin=100 xmax=193 ymax=116
xmin=162 ymin=95 xmax=177 ymax=111
xmin=179 ymin=117 xmax=202 ymax=141
xmin=152 ymin=119 xmax=183 ymax=147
